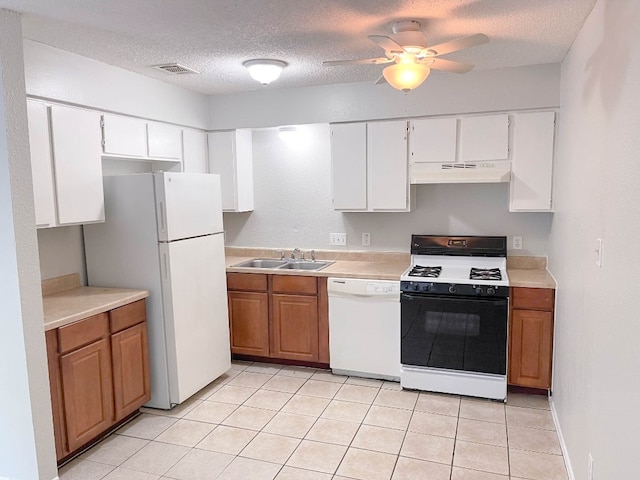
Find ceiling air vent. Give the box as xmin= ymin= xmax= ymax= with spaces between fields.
xmin=153 ymin=63 xmax=198 ymax=75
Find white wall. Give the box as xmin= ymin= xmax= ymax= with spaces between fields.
xmin=24 ymin=40 xmax=210 ymax=129
xmin=0 ymin=10 xmax=57 ymax=480
xmin=549 ymin=0 xmax=640 ymax=478
xmin=37 ymin=225 xmax=87 ymax=284
xmin=209 ymin=63 xmax=560 ymax=130
xmin=223 ymin=125 xmax=552 ymax=254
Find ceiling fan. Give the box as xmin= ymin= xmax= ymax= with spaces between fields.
xmin=323 ymin=20 xmax=489 ymax=92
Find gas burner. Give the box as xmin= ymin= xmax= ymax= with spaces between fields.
xmin=408 ymin=265 xmax=442 ymax=278
xmin=470 ymin=267 xmax=502 ymax=281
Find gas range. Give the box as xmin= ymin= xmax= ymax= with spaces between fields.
xmin=400 ymin=235 xmax=509 ymax=298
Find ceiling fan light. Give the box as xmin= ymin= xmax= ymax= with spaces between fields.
xmin=243 ymin=59 xmax=287 ymax=85
xmin=383 ymin=63 xmax=430 ymax=92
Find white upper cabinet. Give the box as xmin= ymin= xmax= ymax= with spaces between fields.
xmin=27 ymin=101 xmax=56 ymax=228
xmin=147 ymin=122 xmax=182 ymax=160
xmin=102 ymin=115 xmax=147 ymax=157
xmin=331 ymin=120 xmax=410 ymax=212
xmin=50 ymin=105 xmax=105 ymax=225
xmin=368 ymin=120 xmax=410 ymax=210
xmin=102 ymin=114 xmax=182 ymax=163
xmin=331 ymin=123 xmax=367 ymax=210
xmin=27 ymin=100 xmax=104 ymax=227
xmin=182 ymin=129 xmax=208 ymax=174
xmin=410 ymin=117 xmax=457 ymax=164
xmin=208 ymin=130 xmax=254 ymax=212
xmin=459 ymin=114 xmax=509 ymax=162
xmin=509 ymin=111 xmax=556 ymax=212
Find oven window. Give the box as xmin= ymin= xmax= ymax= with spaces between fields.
xmin=401 ymin=293 xmax=508 ymax=375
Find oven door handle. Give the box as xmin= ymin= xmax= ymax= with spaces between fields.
xmin=401 ymin=292 xmax=508 ymax=305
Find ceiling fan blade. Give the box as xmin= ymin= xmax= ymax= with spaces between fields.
xmin=375 ymin=75 xmax=388 ymax=85
xmin=428 ymin=33 xmax=489 ymax=56
xmin=368 ymin=35 xmax=405 ymax=53
xmin=323 ymin=57 xmax=393 ymax=66
xmin=430 ymin=57 xmax=474 ymax=74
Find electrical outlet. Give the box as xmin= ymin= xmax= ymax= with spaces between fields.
xmin=362 ymin=232 xmax=371 ymax=246
xmin=513 ymin=236 xmax=523 ymax=250
xmin=588 ymin=453 xmax=594 ymax=480
xmin=329 ymin=233 xmax=347 ymax=246
xmin=595 ymin=238 xmax=603 ymax=267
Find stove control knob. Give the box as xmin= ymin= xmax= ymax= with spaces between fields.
xmin=487 ymin=287 xmax=495 ymax=296
xmin=412 ymin=283 xmax=420 ymax=291
xmin=421 ymin=284 xmax=430 ymax=292
xmin=448 ymin=285 xmax=457 ymax=294
xmin=475 ymin=287 xmax=483 ymax=295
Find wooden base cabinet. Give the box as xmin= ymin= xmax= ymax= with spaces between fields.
xmin=45 ymin=299 xmax=150 ymax=462
xmin=227 ymin=273 xmax=328 ymax=365
xmin=508 ymin=287 xmax=555 ymax=389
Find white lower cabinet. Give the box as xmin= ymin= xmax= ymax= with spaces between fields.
xmin=509 ymin=111 xmax=556 ymax=212
xmin=208 ymin=130 xmax=254 ymax=212
xmin=27 ymin=100 xmax=104 ymax=227
xmin=331 ymin=121 xmax=411 ymax=212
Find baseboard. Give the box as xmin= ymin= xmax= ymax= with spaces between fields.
xmin=550 ymin=398 xmax=576 ymax=480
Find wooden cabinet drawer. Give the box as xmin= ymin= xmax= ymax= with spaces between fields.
xmin=58 ymin=313 xmax=109 ymax=354
xmin=227 ymin=273 xmax=268 ymax=291
xmin=110 ymin=300 xmax=146 ymax=333
xmin=272 ymin=275 xmax=318 ymax=295
xmin=511 ymin=287 xmax=554 ymax=310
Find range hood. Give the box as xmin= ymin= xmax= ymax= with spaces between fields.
xmin=410 ymin=161 xmax=511 ymax=184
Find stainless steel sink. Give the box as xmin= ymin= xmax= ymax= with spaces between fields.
xmin=233 ymin=258 xmax=288 ymax=269
xmin=232 ymin=258 xmax=333 ymax=271
xmin=277 ymin=261 xmax=333 ymax=271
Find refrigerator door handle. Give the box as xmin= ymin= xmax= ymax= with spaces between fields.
xmin=159 ymin=201 xmax=166 ymax=235
xmin=162 ymin=252 xmax=169 ymax=281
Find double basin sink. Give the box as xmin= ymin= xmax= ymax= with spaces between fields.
xmin=233 ymin=258 xmax=334 ymax=271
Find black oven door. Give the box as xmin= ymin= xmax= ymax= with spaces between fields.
xmin=401 ymin=293 xmax=508 ymax=375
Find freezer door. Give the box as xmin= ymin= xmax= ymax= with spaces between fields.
xmin=159 ymin=233 xmax=231 ymax=405
xmin=154 ymin=172 xmax=224 ymax=242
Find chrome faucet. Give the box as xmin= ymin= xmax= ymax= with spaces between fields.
xmin=310 ymin=250 xmax=316 ymax=261
xmin=290 ymin=248 xmax=301 ymax=260
xmin=279 ymin=250 xmax=286 ymax=260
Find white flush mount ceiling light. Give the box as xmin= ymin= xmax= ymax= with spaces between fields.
xmin=243 ymin=59 xmax=287 ymax=85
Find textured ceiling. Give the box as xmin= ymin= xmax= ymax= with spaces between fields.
xmin=0 ymin=0 xmax=597 ymax=95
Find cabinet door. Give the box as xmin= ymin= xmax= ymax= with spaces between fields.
xmin=410 ymin=117 xmax=457 ymax=164
xmin=61 ymin=338 xmax=114 ymax=452
xmin=182 ymin=129 xmax=208 ymax=173
xmin=50 ymin=105 xmax=104 ymax=225
xmin=368 ymin=120 xmax=409 ymax=210
xmin=45 ymin=330 xmax=68 ymax=460
xmin=112 ymin=323 xmax=151 ymax=421
xmin=509 ymin=309 xmax=553 ymax=388
xmin=459 ymin=114 xmax=509 ymax=162
xmin=509 ymin=111 xmax=555 ymax=212
xmin=228 ymin=291 xmax=270 ymax=357
xmin=147 ymin=122 xmax=182 ymax=160
xmin=26 ymin=101 xmax=56 ymax=228
xmin=208 ymin=130 xmax=254 ymax=212
xmin=331 ymin=123 xmax=367 ymax=210
xmin=102 ymin=114 xmax=147 ymax=157
xmin=272 ymin=294 xmax=319 ymax=362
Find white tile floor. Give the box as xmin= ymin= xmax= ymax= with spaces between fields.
xmin=59 ymin=361 xmax=569 ymax=480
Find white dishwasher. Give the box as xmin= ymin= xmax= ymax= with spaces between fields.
xmin=328 ymin=277 xmax=401 ymax=381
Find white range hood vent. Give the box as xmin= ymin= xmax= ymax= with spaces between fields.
xmin=410 ymin=161 xmax=511 ymax=184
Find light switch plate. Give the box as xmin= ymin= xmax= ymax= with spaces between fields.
xmin=330 ymin=233 xmax=347 ymax=246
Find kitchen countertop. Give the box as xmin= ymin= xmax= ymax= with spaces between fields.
xmin=225 ymin=251 xmax=557 ymax=288
xmin=42 ymin=274 xmax=149 ymax=331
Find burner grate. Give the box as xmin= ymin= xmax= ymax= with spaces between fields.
xmin=470 ymin=267 xmax=502 ymax=281
xmin=409 ymin=265 xmax=442 ymax=278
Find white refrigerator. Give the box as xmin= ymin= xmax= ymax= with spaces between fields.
xmin=84 ymin=172 xmax=231 ymax=409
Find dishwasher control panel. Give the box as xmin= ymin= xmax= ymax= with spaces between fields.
xmin=366 ymin=282 xmax=400 ymax=295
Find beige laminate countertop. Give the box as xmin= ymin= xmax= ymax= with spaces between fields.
xmin=43 ymin=286 xmax=149 ymax=331
xmin=225 ymin=256 xmax=407 ymax=281
xmin=226 ymin=255 xmax=556 ymax=288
